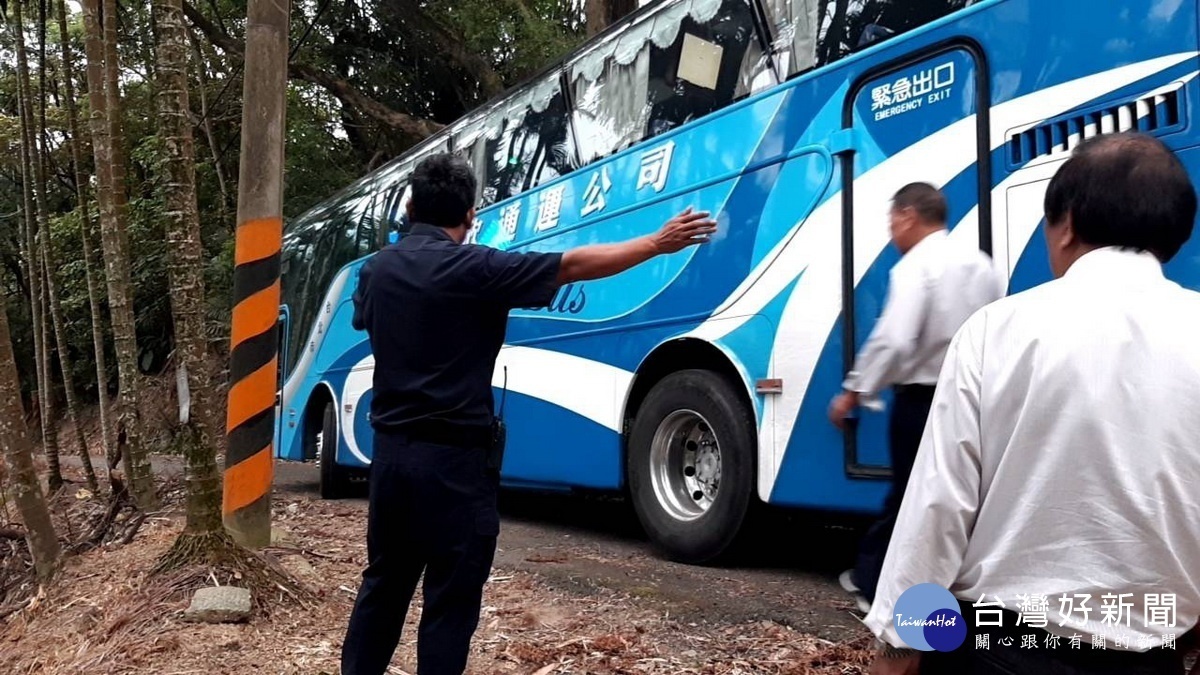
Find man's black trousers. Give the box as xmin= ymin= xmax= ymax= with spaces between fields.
xmin=851 ymin=383 xmax=936 ymax=602
xmin=341 ymin=433 xmax=499 ymax=675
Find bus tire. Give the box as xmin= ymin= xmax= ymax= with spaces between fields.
xmin=318 ymin=400 xmax=351 ymax=499
xmin=627 ymin=369 xmax=756 ymax=564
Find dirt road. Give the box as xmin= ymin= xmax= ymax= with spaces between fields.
xmin=29 ymin=453 xmax=875 ymax=673
xmin=219 ymin=457 xmax=868 ymax=642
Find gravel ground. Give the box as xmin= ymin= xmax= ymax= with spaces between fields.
xmin=2 ymin=454 xmax=877 ymax=674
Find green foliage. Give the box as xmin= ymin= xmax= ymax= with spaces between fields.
xmin=435 ymin=0 xmax=585 ymax=83
xmin=46 ymin=208 xmax=114 ymax=396
xmin=0 ymin=0 xmax=593 ymax=413
xmin=283 ymin=85 xmax=360 ymax=219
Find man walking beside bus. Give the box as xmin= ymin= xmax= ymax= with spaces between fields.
xmin=865 ymin=132 xmax=1200 ymax=674
xmin=829 ymin=182 xmax=1002 ymax=612
xmin=341 ymin=153 xmax=717 ymax=675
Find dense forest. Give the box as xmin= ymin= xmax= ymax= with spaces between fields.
xmin=0 ymin=0 xmax=656 ymax=587
xmin=0 ymin=0 xmax=613 ymax=426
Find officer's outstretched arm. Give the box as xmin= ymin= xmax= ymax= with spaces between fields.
xmin=557 ymin=208 xmax=716 ymax=284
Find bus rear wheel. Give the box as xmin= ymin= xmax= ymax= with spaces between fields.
xmin=317 ymin=400 xmax=351 ymax=499
xmin=627 ymin=369 xmax=756 ymax=564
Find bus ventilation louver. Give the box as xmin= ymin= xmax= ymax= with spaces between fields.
xmin=1007 ymin=83 xmax=1184 ymax=167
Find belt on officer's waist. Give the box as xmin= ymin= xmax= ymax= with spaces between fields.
xmin=382 ymin=418 xmax=492 ymax=449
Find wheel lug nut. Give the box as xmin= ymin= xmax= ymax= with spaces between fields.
xmin=684 ymin=466 xmax=696 ymax=477
xmin=692 ymin=490 xmax=704 ymax=501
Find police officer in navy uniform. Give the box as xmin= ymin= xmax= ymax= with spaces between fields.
xmin=341 ymin=153 xmax=716 ymax=675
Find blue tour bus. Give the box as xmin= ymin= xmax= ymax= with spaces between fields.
xmin=275 ymin=0 xmax=1200 ymax=563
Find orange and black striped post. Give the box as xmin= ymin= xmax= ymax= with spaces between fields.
xmin=222 ymin=218 xmax=281 ymax=547
xmin=223 ymin=0 xmax=290 ymax=548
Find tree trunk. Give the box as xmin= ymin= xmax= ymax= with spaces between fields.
xmin=58 ymin=0 xmax=115 ymax=468
xmin=188 ymin=28 xmax=230 ymax=219
xmin=43 ymin=220 xmax=100 ymax=494
xmin=0 ymin=294 xmax=61 ymax=583
xmin=585 ymin=0 xmax=636 ymax=36
xmin=106 ymin=0 xmax=158 ymax=509
xmin=36 ymin=0 xmax=66 ymax=495
xmin=85 ymin=0 xmax=158 ymax=508
xmin=13 ymin=1 xmax=64 ymax=494
xmin=152 ymin=0 xmax=222 ymax=534
xmin=223 ymin=0 xmax=289 ymax=548
xmin=37 ymin=0 xmax=99 ymax=495
xmin=182 ymin=1 xmax=445 ymax=139
xmin=81 ymin=0 xmax=119 ymax=475
xmin=16 ymin=85 xmax=46 ymax=476
xmin=104 ymin=0 xmax=132 ymax=180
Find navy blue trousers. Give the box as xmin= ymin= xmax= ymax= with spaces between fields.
xmin=851 ymin=384 xmax=936 ymax=603
xmin=341 ymin=435 xmax=499 ymax=675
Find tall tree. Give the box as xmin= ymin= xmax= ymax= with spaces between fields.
xmin=585 ymin=0 xmax=636 ymax=36
xmin=0 ymin=293 xmax=61 ymax=583
xmin=13 ymin=0 xmax=64 ymax=493
xmin=222 ymin=0 xmax=290 ymax=548
xmin=80 ymin=0 xmax=118 ymax=470
xmin=38 ymin=0 xmax=100 ymax=494
xmin=58 ymin=0 xmax=115 ymax=469
xmin=152 ymin=0 xmax=222 ymax=535
xmin=41 ymin=253 xmax=98 ymax=493
xmin=188 ymin=30 xmax=231 ymax=219
xmin=84 ymin=0 xmax=157 ymax=507
xmin=14 ymin=24 xmax=45 ymax=459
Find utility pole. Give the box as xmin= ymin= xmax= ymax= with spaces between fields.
xmin=223 ymin=0 xmax=290 ymax=547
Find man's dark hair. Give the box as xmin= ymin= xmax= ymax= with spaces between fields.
xmin=892 ymin=182 xmax=947 ymax=225
xmin=1044 ymin=132 xmax=1197 ymax=262
xmin=410 ymin=153 xmax=478 ymax=228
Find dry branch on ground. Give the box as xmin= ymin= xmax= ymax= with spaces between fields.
xmin=2 ymin=464 xmax=873 ymax=675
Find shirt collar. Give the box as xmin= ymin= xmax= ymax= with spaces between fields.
xmin=408 ymin=223 xmax=457 ymax=243
xmin=905 ymin=227 xmax=948 ymax=258
xmin=1063 ymin=246 xmax=1164 ymax=285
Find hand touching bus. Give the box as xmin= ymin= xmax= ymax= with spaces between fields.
xmin=557 ymin=207 xmax=717 ymax=284
xmin=650 ymin=207 xmax=718 ymax=253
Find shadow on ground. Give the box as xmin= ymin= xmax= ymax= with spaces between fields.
xmin=288 ymin=463 xmax=872 ymax=575
xmin=496 ymin=487 xmax=870 ymax=574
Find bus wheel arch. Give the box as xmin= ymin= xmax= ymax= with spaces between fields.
xmin=302 ymin=383 xmax=352 ymax=499
xmin=623 ymin=339 xmax=758 ymax=564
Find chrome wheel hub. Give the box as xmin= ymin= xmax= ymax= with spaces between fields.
xmin=649 ymin=410 xmax=721 ymax=522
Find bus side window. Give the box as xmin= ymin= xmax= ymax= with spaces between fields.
xmin=756 ymin=0 xmax=969 ymax=81
xmin=375 ymin=180 xmax=407 ymax=246
xmin=356 ymin=192 xmax=380 ymax=257
xmin=644 ymin=0 xmax=770 ymax=137
xmin=568 ymin=0 xmax=774 ymax=163
xmin=338 ymin=191 xmax=373 ymax=264
xmin=453 ymin=115 xmax=498 ymax=208
xmin=300 ymin=190 xmax=371 ymax=335
xmin=453 ymin=72 xmax=579 ymax=209
xmin=391 ymin=184 xmax=413 ymax=238
xmin=517 ymin=81 xmax=578 ymax=191
xmin=759 ymin=0 xmax=819 ymax=77
xmin=374 ymin=138 xmax=449 ymax=243
xmin=814 ymin=0 xmax=973 ymax=68
xmin=280 ymin=217 xmax=320 ymax=363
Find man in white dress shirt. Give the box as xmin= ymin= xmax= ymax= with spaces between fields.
xmin=829 ymin=182 xmax=1003 ymax=611
xmin=865 ymin=132 xmax=1199 ymax=675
